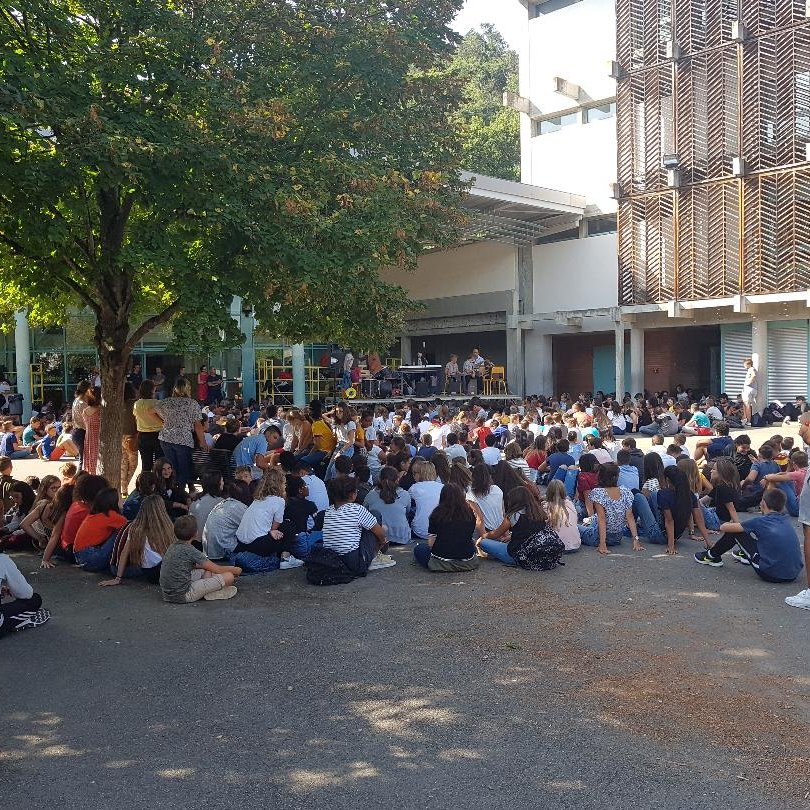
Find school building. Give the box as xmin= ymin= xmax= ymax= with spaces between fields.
xmin=390 ymin=0 xmax=810 ymax=405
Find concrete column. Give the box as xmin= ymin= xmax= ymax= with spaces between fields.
xmin=614 ymin=322 xmax=625 ymax=398
xmin=400 ymin=336 xmax=412 ymax=365
xmin=523 ymin=331 xmax=553 ymax=396
xmin=506 ymin=327 xmax=524 ymax=396
xmin=630 ymin=326 xmax=645 ymax=396
xmin=751 ymin=318 xmax=768 ymax=412
xmin=292 ymin=343 xmax=306 ymax=407
xmin=14 ymin=310 xmax=31 ymax=421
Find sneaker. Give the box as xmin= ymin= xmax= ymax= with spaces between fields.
xmin=783 ymin=416 xmax=792 ymax=425
xmin=203 ymin=585 xmax=238 ymax=601
xmin=13 ymin=608 xmax=51 ymax=631
xmin=694 ymin=551 xmax=723 ymax=567
xmin=731 ymin=548 xmax=751 ymax=565
xmin=279 ymin=555 xmax=304 ymax=570
xmin=369 ymin=553 xmax=396 ymax=571
xmin=785 ymin=588 xmax=810 ymax=610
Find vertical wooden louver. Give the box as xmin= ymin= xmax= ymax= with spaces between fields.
xmin=616 ymin=0 xmax=810 ymax=304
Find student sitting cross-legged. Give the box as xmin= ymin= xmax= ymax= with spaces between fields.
xmin=578 ymin=463 xmax=644 ymax=555
xmin=159 ymin=515 xmax=242 ymax=603
xmin=322 ymin=476 xmax=393 ymax=575
xmin=694 ymin=488 xmax=804 ymax=583
xmin=414 ymin=483 xmax=479 ymax=572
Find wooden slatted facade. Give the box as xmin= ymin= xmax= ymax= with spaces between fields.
xmin=616 ymin=0 xmax=810 ymax=305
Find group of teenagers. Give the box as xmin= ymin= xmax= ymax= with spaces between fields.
xmin=2 ymin=382 xmax=810 ymax=639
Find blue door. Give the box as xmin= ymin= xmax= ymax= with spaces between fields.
xmin=593 ymin=344 xmax=632 ymax=395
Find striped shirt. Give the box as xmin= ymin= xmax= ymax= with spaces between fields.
xmin=322 ymin=503 xmax=377 ymax=554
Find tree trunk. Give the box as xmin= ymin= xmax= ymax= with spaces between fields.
xmin=96 ymin=311 xmax=132 ymax=488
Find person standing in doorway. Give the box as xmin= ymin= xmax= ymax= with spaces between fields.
xmin=127 ymin=362 xmax=143 ymax=390
xmin=741 ymin=357 xmax=757 ymax=428
xmin=151 ymin=367 xmax=167 ymax=401
xmin=206 ymin=368 xmax=223 ymax=405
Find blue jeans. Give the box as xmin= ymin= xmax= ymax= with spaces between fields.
xmin=8 ymin=448 xmax=33 ymax=459
xmin=478 ymin=538 xmax=516 ymax=566
xmin=701 ymin=504 xmax=721 ymax=531
xmin=638 ymin=423 xmax=659 ymax=436
xmin=413 ymin=543 xmax=432 ymax=568
xmin=324 ymin=444 xmax=354 ymax=482
xmin=298 ymin=449 xmax=327 ymax=468
xmin=577 ymin=523 xmax=625 ymax=547
xmin=778 ymin=481 xmax=799 ymax=517
xmin=160 ymin=441 xmax=194 ymax=490
xmin=631 ymin=491 xmax=666 ymax=543
xmin=74 ymin=534 xmax=116 ymax=572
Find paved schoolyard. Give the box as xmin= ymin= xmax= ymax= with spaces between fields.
xmin=2 ymin=423 xmax=808 ymax=809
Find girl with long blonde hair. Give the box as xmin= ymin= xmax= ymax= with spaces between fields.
xmin=544 ymin=480 xmax=581 ymax=552
xmin=101 ymin=495 xmax=175 ymax=585
xmin=233 ymin=468 xmax=302 ymax=568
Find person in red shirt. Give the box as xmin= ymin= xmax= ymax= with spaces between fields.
xmin=73 ymin=487 xmax=127 ymax=572
xmin=474 ymin=417 xmax=492 ymax=450
xmin=40 ymin=473 xmax=108 ymax=566
xmin=575 ymin=453 xmax=600 ymax=519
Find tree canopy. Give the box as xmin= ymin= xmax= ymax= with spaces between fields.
xmin=0 ymin=0 xmax=468 ymax=471
xmin=450 ymin=24 xmax=521 ymax=182
xmin=0 ymin=0 xmax=468 ymax=350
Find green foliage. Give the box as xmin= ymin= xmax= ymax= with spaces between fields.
xmin=0 ymin=0 xmax=469 ymax=355
xmin=450 ymin=24 xmax=521 ymax=182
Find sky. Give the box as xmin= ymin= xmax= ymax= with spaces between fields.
xmin=451 ymin=0 xmax=526 ymax=52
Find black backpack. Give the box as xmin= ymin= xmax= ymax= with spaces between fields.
xmin=305 ymin=545 xmax=356 ymax=586
xmin=507 ymin=528 xmax=566 ymax=571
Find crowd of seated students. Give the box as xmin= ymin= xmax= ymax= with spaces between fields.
xmin=2 ymin=386 xmax=810 ymax=641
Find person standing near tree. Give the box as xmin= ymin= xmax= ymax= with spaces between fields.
xmin=155 ymin=378 xmax=208 ymax=491
xmin=120 ymin=383 xmax=139 ymax=497
xmin=81 ymin=388 xmax=102 ymax=475
xmin=71 ymin=381 xmax=92 ymax=468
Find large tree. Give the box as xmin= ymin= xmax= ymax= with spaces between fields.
xmin=450 ymin=24 xmax=520 ymax=181
xmin=0 ymin=0 xmax=467 ymax=475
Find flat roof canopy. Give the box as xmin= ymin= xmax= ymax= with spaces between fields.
xmin=460 ymin=171 xmax=587 ymax=245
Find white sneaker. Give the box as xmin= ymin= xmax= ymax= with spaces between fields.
xmin=785 ymin=588 xmax=810 ymax=610
xmin=782 ymin=416 xmax=791 ymax=425
xmin=369 ymin=553 xmax=396 ymax=571
xmin=203 ymin=586 xmax=238 ymax=601
xmin=279 ymin=555 xmax=304 ymax=570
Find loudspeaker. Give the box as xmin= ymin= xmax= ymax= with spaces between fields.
xmin=415 ymin=380 xmax=429 ymax=397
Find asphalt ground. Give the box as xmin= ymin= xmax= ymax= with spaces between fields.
xmin=1 ymin=424 xmax=809 ymax=809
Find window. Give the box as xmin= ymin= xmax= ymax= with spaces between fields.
xmin=584 ymin=102 xmax=616 ymax=123
xmin=587 ymin=215 xmax=618 ymax=236
xmin=533 ymin=0 xmax=582 ymax=15
xmin=537 ymin=111 xmax=579 ymax=135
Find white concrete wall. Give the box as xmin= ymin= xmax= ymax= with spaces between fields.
xmin=533 ymin=232 xmax=617 ymax=312
xmin=519 ymin=0 xmax=617 ymax=212
xmin=384 ymin=241 xmax=516 ymax=300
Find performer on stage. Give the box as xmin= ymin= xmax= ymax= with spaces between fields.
xmin=445 ymin=354 xmax=460 ymax=393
